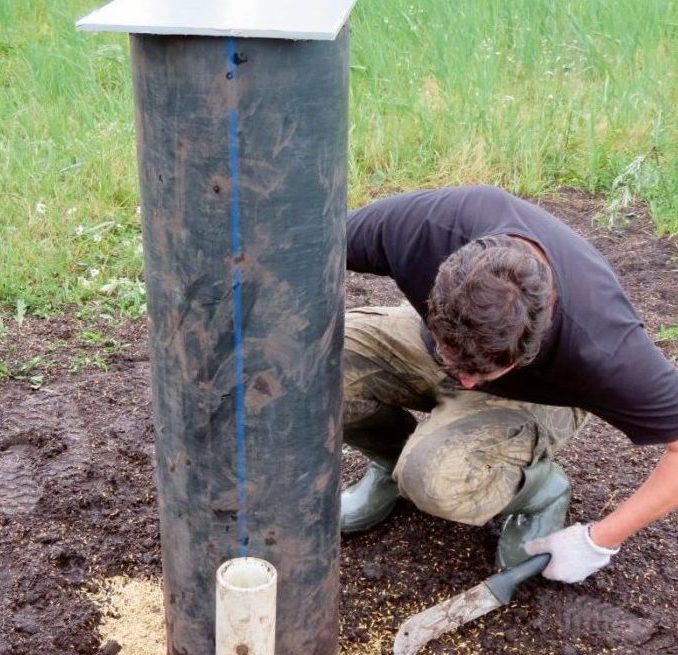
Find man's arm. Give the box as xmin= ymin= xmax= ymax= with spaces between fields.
xmin=525 ymin=438 xmax=678 ymax=582
xmin=591 ymin=438 xmax=678 ymax=547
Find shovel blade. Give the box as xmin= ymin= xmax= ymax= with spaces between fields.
xmin=393 ymin=582 xmax=501 ymax=655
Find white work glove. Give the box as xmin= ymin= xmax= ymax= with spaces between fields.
xmin=524 ymin=523 xmax=620 ymax=583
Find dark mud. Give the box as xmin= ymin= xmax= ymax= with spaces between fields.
xmin=1 ymin=189 xmax=677 ymax=654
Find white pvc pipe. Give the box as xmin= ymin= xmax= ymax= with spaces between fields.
xmin=215 ymin=557 xmax=277 ymax=655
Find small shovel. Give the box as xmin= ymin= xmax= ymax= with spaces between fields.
xmin=393 ymin=554 xmax=550 ymax=655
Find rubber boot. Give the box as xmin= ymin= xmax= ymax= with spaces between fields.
xmin=341 ymin=405 xmax=416 ymax=533
xmin=340 ymin=457 xmax=400 ymax=533
xmin=496 ymin=459 xmax=571 ymax=569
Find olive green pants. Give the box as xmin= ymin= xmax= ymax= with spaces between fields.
xmin=344 ymin=305 xmax=588 ymax=526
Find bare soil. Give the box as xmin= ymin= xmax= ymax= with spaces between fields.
xmin=1 ymin=189 xmax=677 ymax=655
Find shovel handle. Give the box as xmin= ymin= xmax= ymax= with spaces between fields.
xmin=484 ymin=553 xmax=550 ymax=604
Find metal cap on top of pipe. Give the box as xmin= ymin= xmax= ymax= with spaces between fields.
xmin=77 ymin=2 xmax=356 ymax=654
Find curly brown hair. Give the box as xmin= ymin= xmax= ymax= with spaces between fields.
xmin=427 ymin=235 xmax=553 ymax=377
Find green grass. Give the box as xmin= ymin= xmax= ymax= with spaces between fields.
xmin=657 ymin=324 xmax=678 ymax=343
xmin=349 ymin=0 xmax=677 ymax=224
xmin=0 ymin=0 xmax=676 ymax=315
xmin=0 ymin=0 xmax=139 ymax=315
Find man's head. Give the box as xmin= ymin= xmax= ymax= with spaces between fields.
xmin=427 ymin=235 xmax=553 ymax=387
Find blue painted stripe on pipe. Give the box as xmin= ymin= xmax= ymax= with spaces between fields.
xmin=226 ymin=37 xmax=248 ymax=558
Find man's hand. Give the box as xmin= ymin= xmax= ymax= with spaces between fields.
xmin=524 ymin=523 xmax=619 ymax=583
xmin=526 ymin=440 xmax=678 ymax=583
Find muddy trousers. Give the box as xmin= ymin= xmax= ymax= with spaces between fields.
xmin=344 ymin=305 xmax=588 ymax=527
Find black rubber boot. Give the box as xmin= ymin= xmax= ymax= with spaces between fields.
xmin=340 ymin=405 xmax=415 ymax=533
xmin=496 ymin=459 xmax=571 ymax=569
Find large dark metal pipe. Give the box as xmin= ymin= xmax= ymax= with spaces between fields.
xmin=131 ymin=29 xmax=348 ymax=655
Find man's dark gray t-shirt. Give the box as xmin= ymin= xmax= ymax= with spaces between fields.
xmin=346 ymin=185 xmax=678 ymax=446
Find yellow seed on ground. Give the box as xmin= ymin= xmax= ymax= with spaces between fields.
xmin=88 ymin=576 xmax=165 ymax=655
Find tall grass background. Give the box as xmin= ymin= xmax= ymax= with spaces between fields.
xmin=0 ymin=0 xmax=676 ymax=316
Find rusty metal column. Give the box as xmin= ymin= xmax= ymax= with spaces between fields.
xmin=129 ymin=32 xmax=348 ymax=655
